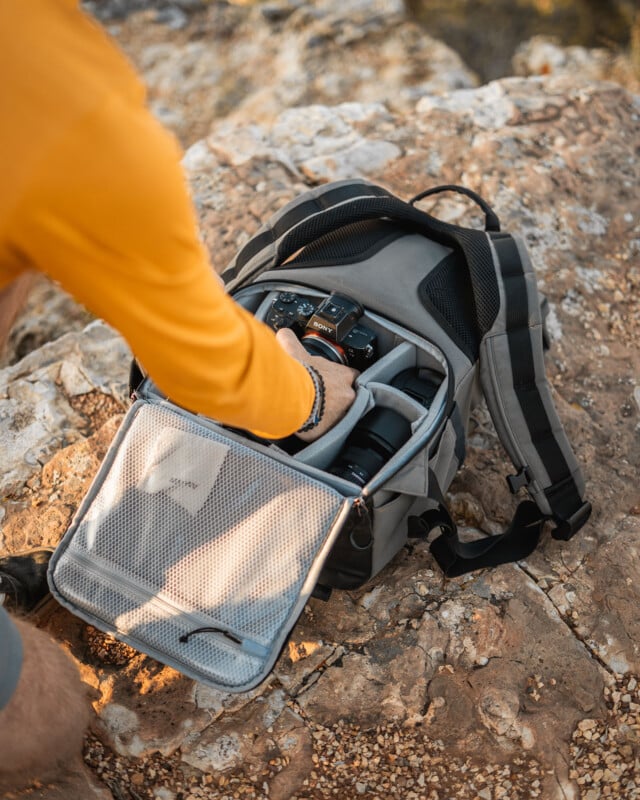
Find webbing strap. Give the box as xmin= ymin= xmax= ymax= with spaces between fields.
xmin=428 ymin=501 xmax=546 ymax=577
xmin=487 ymin=233 xmax=591 ymax=537
xmin=410 ymin=472 xmax=544 ymax=577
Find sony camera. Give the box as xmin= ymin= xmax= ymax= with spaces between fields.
xmin=265 ymin=291 xmax=377 ymax=372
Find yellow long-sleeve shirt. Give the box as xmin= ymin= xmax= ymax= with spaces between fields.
xmin=0 ymin=0 xmax=314 ymax=438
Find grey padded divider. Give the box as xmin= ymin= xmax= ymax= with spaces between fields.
xmin=367 ymin=382 xmax=427 ymax=424
xmin=356 ymin=342 xmax=416 ymax=386
xmin=294 ymin=386 xmax=372 ymax=469
xmin=366 ymin=383 xmax=446 ymax=497
xmin=300 ymin=378 xmax=441 ymax=496
xmin=480 ymin=234 xmax=586 ymax=517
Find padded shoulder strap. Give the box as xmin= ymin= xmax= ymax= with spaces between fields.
xmin=222 ymin=180 xmax=391 ymax=291
xmin=428 ymin=232 xmax=590 ymax=577
xmin=480 ymin=232 xmax=590 ymax=538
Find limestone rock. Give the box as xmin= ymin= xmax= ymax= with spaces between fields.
xmin=204 ymin=102 xmax=401 ymax=183
xmin=0 ymin=321 xmax=129 ymax=503
xmin=1 ymin=276 xmax=94 ymax=368
xmin=113 ymin=0 xmax=478 ymax=144
xmin=513 ymin=35 xmax=640 ymax=94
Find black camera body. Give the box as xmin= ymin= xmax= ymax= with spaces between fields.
xmin=265 ymin=291 xmax=377 ymax=372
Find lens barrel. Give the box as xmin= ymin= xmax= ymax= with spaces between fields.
xmin=330 ymin=407 xmax=411 ymax=487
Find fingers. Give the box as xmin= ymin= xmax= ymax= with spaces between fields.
xmin=275 ymin=327 xmax=358 ymax=380
xmin=275 ymin=327 xmax=359 ymax=441
xmin=275 ymin=327 xmax=307 ymax=359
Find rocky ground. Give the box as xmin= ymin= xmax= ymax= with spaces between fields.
xmin=2 ymin=1 xmax=640 ymax=799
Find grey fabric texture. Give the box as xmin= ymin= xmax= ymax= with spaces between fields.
xmin=0 ymin=606 xmax=23 ymax=710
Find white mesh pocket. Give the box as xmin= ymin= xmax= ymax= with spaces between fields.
xmin=49 ymin=402 xmax=348 ymax=691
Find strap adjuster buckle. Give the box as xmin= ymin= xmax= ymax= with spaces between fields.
xmin=506 ymin=467 xmax=532 ymax=494
xmin=551 ymin=501 xmax=592 ymax=542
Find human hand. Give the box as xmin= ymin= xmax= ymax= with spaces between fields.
xmin=276 ymin=328 xmax=358 ymax=442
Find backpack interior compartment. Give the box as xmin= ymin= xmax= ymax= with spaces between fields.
xmin=233 ymin=283 xmax=452 ymax=495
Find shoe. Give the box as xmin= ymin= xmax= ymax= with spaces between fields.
xmin=0 ymin=547 xmax=54 ymax=613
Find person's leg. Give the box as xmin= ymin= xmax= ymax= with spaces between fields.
xmin=0 ymin=613 xmax=90 ymax=792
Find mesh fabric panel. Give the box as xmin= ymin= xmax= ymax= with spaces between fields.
xmin=286 ymin=220 xmax=402 ymax=267
xmin=52 ymin=403 xmax=345 ymax=690
xmin=418 ymin=252 xmax=480 ymax=359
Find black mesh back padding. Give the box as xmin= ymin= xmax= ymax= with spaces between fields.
xmin=449 ymin=227 xmax=501 ymax=334
xmin=285 ymin=220 xmax=403 ymax=267
xmin=418 ymin=252 xmax=481 ymax=360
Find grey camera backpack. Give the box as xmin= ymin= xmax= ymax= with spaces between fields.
xmin=49 ymin=179 xmax=591 ymax=692
xmin=223 ymin=179 xmax=591 ymax=584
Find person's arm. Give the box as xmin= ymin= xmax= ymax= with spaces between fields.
xmin=8 ymin=93 xmax=355 ymax=440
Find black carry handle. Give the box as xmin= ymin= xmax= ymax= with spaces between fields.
xmin=410 ymin=184 xmax=501 ymax=233
xmin=277 ymin=186 xmax=501 ymax=268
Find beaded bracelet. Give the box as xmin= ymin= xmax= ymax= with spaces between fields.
xmin=297 ymin=365 xmax=326 ymax=433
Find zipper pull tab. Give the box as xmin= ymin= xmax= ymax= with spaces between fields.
xmin=350 ymin=497 xmax=373 ymax=550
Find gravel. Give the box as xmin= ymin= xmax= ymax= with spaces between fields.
xmin=83 ymin=671 xmax=640 ymax=799
xmin=84 ymin=713 xmax=546 ymax=800
xmin=569 ymin=674 xmax=640 ymax=799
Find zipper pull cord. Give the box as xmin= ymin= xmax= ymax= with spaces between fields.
xmin=179 ymin=626 xmax=241 ymax=645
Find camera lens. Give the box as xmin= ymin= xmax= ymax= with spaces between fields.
xmin=300 ymin=332 xmax=348 ymax=365
xmin=391 ymin=368 xmax=441 ymax=407
xmin=330 ymin=407 xmax=411 ymax=487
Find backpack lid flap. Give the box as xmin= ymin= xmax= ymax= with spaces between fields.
xmin=48 ymin=399 xmax=352 ymax=693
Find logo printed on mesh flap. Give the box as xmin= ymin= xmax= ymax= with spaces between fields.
xmin=140 ymin=426 xmax=229 ymax=516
